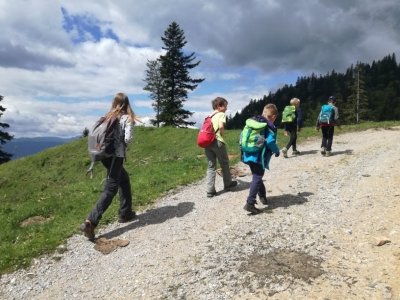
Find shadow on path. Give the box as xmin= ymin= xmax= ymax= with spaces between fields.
xmin=99 ymin=201 xmax=195 ymax=239
xmin=230 ymin=179 xmax=251 ymax=192
xmin=331 ymin=149 xmax=353 ymax=156
xmin=280 ymin=150 xmax=318 ymax=159
xmin=266 ymin=192 xmax=313 ymax=209
xmin=296 ymin=150 xmax=319 ymax=156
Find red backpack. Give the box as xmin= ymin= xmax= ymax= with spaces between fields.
xmin=197 ymin=112 xmax=220 ymax=148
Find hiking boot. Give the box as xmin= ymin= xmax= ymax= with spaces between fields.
xmin=259 ymin=196 xmax=268 ymax=205
xmin=243 ymin=203 xmax=261 ymax=214
xmin=80 ymin=220 xmax=95 ymax=241
xmin=320 ymin=147 xmax=326 ymax=156
xmin=207 ymin=191 xmax=217 ymax=198
xmin=325 ymin=151 xmax=332 ymax=157
xmin=118 ymin=211 xmax=137 ymax=223
xmin=292 ymin=150 xmax=300 ymax=155
xmin=224 ymin=180 xmax=238 ymax=190
xmin=281 ymin=147 xmax=288 ymax=158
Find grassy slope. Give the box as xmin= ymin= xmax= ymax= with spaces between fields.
xmin=0 ymin=121 xmax=398 ymax=274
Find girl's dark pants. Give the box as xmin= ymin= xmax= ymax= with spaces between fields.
xmin=246 ymin=162 xmax=266 ymax=205
xmin=87 ymin=157 xmax=132 ymax=226
xmin=321 ymin=126 xmax=335 ymax=151
xmin=285 ymin=122 xmax=298 ymax=151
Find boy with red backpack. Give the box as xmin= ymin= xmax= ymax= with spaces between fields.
xmin=200 ymin=97 xmax=237 ymax=198
xmin=316 ymin=96 xmax=340 ymax=156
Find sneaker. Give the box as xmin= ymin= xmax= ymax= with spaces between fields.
xmin=224 ymin=180 xmax=238 ymax=190
xmin=243 ymin=203 xmax=261 ymax=214
xmin=80 ymin=220 xmax=95 ymax=241
xmin=281 ymin=147 xmax=288 ymax=158
xmin=321 ymin=147 xmax=326 ymax=156
xmin=259 ymin=196 xmax=268 ymax=205
xmin=118 ymin=211 xmax=136 ymax=223
xmin=207 ymin=191 xmax=217 ymax=198
xmin=292 ymin=150 xmax=300 ymax=155
xmin=325 ymin=151 xmax=332 ymax=157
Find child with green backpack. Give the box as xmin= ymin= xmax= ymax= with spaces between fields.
xmin=280 ymin=97 xmax=303 ymax=158
xmin=240 ymin=104 xmax=280 ymax=214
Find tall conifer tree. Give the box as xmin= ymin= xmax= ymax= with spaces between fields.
xmin=0 ymin=95 xmax=13 ymax=163
xmin=143 ymin=59 xmax=164 ymax=127
xmin=158 ymin=22 xmax=204 ymax=127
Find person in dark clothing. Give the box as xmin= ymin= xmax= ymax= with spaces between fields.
xmin=80 ymin=92 xmax=138 ymax=241
xmin=316 ymin=96 xmax=340 ymax=157
xmin=281 ymin=98 xmax=303 ymax=158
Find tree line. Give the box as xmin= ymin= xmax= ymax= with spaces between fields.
xmin=227 ymin=53 xmax=400 ymax=128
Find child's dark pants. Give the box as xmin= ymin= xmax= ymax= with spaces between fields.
xmin=246 ymin=162 xmax=266 ymax=205
xmin=285 ymin=122 xmax=298 ymax=151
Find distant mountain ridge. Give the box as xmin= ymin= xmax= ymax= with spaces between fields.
xmin=3 ymin=137 xmax=78 ymax=160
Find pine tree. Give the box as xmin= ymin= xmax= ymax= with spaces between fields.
xmin=342 ymin=63 xmax=369 ymax=123
xmin=158 ymin=22 xmax=204 ymax=127
xmin=0 ymin=95 xmax=13 ymax=163
xmin=143 ymin=59 xmax=164 ymax=127
xmin=82 ymin=127 xmax=89 ymax=137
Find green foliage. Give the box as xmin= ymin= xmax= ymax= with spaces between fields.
xmin=227 ymin=53 xmax=400 ymax=129
xmin=158 ymin=22 xmax=204 ymax=127
xmin=0 ymin=95 xmax=13 ymax=163
xmin=0 ymin=127 xmax=238 ymax=274
xmin=82 ymin=127 xmax=89 ymax=137
xmin=143 ymin=59 xmax=164 ymax=127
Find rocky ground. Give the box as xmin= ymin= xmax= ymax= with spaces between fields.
xmin=1 ymin=127 xmax=400 ymax=300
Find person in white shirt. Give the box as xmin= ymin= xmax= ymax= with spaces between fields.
xmin=81 ymin=92 xmax=138 ymax=241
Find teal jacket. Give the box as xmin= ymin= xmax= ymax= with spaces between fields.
xmin=241 ymin=116 xmax=280 ymax=170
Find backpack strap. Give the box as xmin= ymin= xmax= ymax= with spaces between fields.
xmin=209 ymin=112 xmax=220 ymax=134
xmin=259 ymin=146 xmax=266 ymax=170
xmin=86 ymin=160 xmax=95 ymax=179
xmin=86 ymin=156 xmax=117 ymax=180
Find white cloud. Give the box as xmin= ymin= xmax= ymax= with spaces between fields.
xmin=0 ymin=0 xmax=399 ymax=137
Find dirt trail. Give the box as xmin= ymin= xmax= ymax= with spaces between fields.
xmin=1 ymin=127 xmax=400 ymax=299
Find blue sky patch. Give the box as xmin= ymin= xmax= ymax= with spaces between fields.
xmin=61 ymin=7 xmax=119 ymax=44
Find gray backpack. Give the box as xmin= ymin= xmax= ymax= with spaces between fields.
xmin=86 ymin=116 xmax=119 ymax=178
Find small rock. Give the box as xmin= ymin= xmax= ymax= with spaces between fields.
xmin=376 ymin=239 xmax=391 ymax=246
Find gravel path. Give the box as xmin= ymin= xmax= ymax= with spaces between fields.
xmin=1 ymin=127 xmax=400 ymax=300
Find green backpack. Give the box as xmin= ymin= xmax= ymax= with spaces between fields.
xmin=240 ymin=118 xmax=268 ymax=153
xmin=281 ymin=105 xmax=296 ymax=123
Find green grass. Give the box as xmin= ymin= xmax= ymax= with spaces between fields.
xmin=0 ymin=121 xmax=399 ymax=274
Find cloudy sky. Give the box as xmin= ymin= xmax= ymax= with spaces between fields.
xmin=1 ymin=0 xmax=399 ymax=138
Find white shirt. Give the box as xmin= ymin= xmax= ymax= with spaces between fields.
xmin=114 ymin=114 xmax=134 ymax=158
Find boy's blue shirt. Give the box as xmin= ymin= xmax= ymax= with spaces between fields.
xmin=242 ymin=115 xmax=280 ymax=170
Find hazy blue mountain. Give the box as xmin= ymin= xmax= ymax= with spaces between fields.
xmin=3 ymin=137 xmax=78 ymax=160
